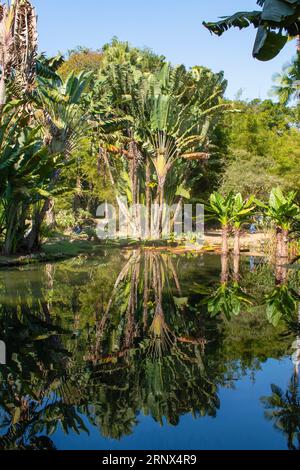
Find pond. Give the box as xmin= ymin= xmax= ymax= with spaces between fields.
xmin=0 ymin=250 xmax=299 ymax=450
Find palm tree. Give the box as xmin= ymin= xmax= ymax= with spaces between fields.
xmin=0 ymin=0 xmax=37 ymax=105
xmin=272 ymin=53 xmax=300 ymax=105
xmin=204 ymin=0 xmax=300 ymax=61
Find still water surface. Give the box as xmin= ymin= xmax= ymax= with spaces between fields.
xmin=0 ymin=250 xmax=299 ymax=450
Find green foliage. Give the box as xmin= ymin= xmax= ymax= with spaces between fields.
xmin=264 ymin=187 xmax=300 ymax=231
xmin=207 ymin=282 xmax=253 ymax=320
xmin=207 ymin=192 xmax=235 ymax=227
xmin=203 ymin=0 xmax=300 ymax=61
xmin=266 ymin=284 xmax=300 ymax=326
xmin=272 ymin=53 xmax=300 ymax=105
xmin=220 ymin=100 xmax=300 ymax=199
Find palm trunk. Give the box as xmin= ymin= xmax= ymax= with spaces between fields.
xmin=221 ymin=225 xmax=229 ymax=255
xmin=145 ymin=158 xmax=151 ymax=239
xmin=26 ymin=199 xmax=53 ymax=252
xmin=129 ymin=141 xmax=141 ymax=237
xmin=2 ymin=204 xmax=19 ymax=256
xmin=171 ymin=197 xmax=183 ymax=235
xmin=25 ymin=169 xmax=62 ymax=252
xmin=73 ymin=176 xmax=82 ymax=217
xmin=158 ymin=184 xmax=165 ymax=238
xmin=45 ymin=199 xmax=56 ymax=228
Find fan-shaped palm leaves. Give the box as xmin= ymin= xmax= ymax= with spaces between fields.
xmin=272 ymin=53 xmax=300 ymax=104
xmin=94 ymin=61 xmax=229 ymax=240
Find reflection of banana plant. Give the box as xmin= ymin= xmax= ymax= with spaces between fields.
xmin=265 ymin=264 xmax=300 ymax=327
xmin=266 ymin=284 xmax=300 ymax=327
xmin=208 ymin=282 xmax=253 ymax=320
xmin=261 ymin=376 xmax=300 ymax=451
xmin=203 ymin=255 xmax=253 ymax=320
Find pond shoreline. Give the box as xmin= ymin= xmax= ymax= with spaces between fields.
xmin=0 ymin=231 xmax=272 ymax=267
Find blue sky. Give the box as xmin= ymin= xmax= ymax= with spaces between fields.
xmin=32 ymin=0 xmax=297 ymax=100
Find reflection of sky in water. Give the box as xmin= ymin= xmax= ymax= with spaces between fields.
xmin=53 ymin=358 xmax=294 ymax=451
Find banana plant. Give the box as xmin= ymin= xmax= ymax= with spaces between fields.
xmin=204 ymin=0 xmax=300 ymax=61
xmin=0 ymin=102 xmax=65 ymax=255
xmin=231 ymin=194 xmax=257 ymax=256
xmin=206 ymin=192 xmax=235 ymax=254
xmin=25 ymin=71 xmax=92 ymax=251
xmin=262 ymin=188 xmax=300 ymax=260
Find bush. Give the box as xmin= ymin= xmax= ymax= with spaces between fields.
xmin=56 ymin=210 xmax=76 ymax=231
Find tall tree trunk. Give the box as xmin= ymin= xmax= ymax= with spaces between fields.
xmin=158 ymin=183 xmax=165 ymax=238
xmin=45 ymin=199 xmax=56 ymax=228
xmin=171 ymin=197 xmax=183 ymax=235
xmin=221 ymin=225 xmax=229 ymax=255
xmin=145 ymin=158 xmax=151 ymax=239
xmin=2 ymin=204 xmax=18 ymax=256
xmin=25 ymin=169 xmax=62 ymax=252
xmin=26 ymin=199 xmax=52 ymax=252
xmin=129 ymin=141 xmax=141 ymax=237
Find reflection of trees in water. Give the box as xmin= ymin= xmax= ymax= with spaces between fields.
xmin=0 ymin=270 xmax=87 ymax=449
xmin=262 ymin=374 xmax=300 ymax=451
xmin=82 ymin=250 xmax=218 ymax=438
xmin=260 ymin=259 xmax=300 ymax=451
xmin=200 ymin=254 xmax=253 ymax=320
xmin=0 ymin=251 xmax=298 ymax=448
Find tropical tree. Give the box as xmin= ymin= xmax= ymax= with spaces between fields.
xmin=206 ymin=192 xmax=235 ymax=254
xmin=24 ymin=71 xmax=92 ymax=251
xmin=203 ymin=0 xmax=300 ymax=61
xmin=231 ymin=194 xmax=257 ymax=256
xmin=142 ymin=64 xmax=228 ymax=237
xmin=92 ymin=60 xmax=228 ymax=240
xmin=263 ymin=187 xmax=300 ymax=260
xmin=0 ymin=105 xmax=62 ymax=255
xmin=0 ymin=0 xmax=37 ymax=105
xmin=272 ymin=53 xmax=300 ymax=104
